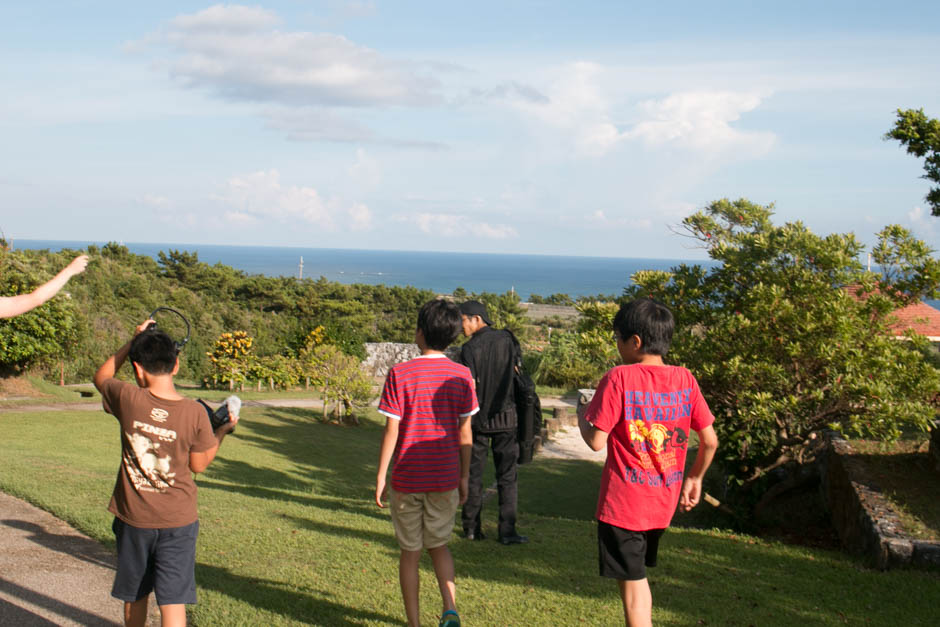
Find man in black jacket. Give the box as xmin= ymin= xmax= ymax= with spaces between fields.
xmin=458 ymin=301 xmax=528 ymax=545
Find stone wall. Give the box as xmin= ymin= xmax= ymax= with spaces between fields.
xmin=362 ymin=342 xmax=460 ymax=378
xmin=821 ymin=432 xmax=940 ymax=570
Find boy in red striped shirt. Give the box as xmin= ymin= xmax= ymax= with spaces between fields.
xmin=375 ymin=299 xmax=478 ymax=627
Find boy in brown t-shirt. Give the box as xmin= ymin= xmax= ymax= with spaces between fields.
xmin=94 ymin=319 xmax=237 ymax=627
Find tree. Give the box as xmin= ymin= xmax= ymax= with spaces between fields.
xmin=0 ymin=250 xmax=80 ymax=374
xmin=206 ymin=331 xmax=254 ymax=390
xmin=472 ymin=290 xmax=527 ymax=337
xmin=885 ymin=108 xmax=940 ymax=216
xmin=622 ymin=199 xmax=940 ymax=510
xmin=304 ymin=344 xmax=375 ymax=425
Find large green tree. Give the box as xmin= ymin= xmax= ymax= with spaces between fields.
xmin=0 ymin=249 xmax=80 ymax=374
xmin=625 ymin=199 xmax=940 ymax=509
xmin=885 ymin=108 xmax=940 ymax=216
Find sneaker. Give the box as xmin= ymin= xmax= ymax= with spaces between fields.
xmin=439 ymin=609 xmax=460 ymax=627
xmin=498 ymin=534 xmax=529 ymax=545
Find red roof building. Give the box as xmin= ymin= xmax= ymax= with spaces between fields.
xmin=885 ymin=301 xmax=940 ymax=342
xmin=844 ymin=285 xmax=940 ymax=342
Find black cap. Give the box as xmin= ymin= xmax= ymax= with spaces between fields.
xmin=459 ymin=300 xmax=492 ymax=326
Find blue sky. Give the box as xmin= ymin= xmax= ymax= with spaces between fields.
xmin=2 ymin=1 xmax=939 ymax=259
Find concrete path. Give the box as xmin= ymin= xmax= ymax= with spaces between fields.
xmin=0 ymin=492 xmax=126 ymax=626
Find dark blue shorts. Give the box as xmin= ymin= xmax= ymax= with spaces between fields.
xmin=111 ymin=518 xmax=199 ymax=606
xmin=597 ymin=521 xmax=665 ymax=581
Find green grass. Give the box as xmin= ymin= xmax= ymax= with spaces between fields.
xmin=2 ymin=408 xmax=939 ymax=626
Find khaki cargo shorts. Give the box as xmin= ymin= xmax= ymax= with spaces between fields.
xmin=389 ymin=488 xmax=459 ymax=551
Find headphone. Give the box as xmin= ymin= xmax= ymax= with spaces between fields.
xmin=147 ymin=307 xmax=191 ymax=354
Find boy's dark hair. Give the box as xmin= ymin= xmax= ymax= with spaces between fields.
xmin=129 ymin=329 xmax=179 ymax=375
xmin=613 ymin=299 xmax=675 ymax=356
xmin=417 ymin=299 xmax=462 ymax=351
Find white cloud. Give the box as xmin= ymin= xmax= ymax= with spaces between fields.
xmin=161 ymin=4 xmax=439 ymax=108
xmin=170 ymin=5 xmax=279 ymax=32
xmin=501 ymin=62 xmax=774 ymax=160
xmin=211 ymin=169 xmax=371 ymax=231
xmin=626 ymin=91 xmax=775 ymax=158
xmin=509 ymin=62 xmax=623 ymax=156
xmin=411 ymin=213 xmax=517 ymax=239
xmin=348 ymin=202 xmax=373 ymax=231
xmin=907 ymin=205 xmax=937 ymax=242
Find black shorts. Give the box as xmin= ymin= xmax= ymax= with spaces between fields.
xmin=111 ymin=518 xmax=199 ymax=606
xmin=597 ymin=521 xmax=665 ymax=581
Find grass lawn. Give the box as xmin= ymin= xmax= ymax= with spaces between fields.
xmin=2 ymin=406 xmax=939 ymax=626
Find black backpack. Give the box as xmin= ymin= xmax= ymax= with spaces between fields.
xmin=507 ymin=330 xmax=542 ymax=464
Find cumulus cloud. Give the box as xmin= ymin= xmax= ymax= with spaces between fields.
xmin=212 ymin=169 xmax=372 ymax=231
xmin=502 ymin=62 xmax=774 ymax=159
xmin=161 ymin=4 xmax=439 ymax=108
xmin=410 ymin=213 xmax=517 ymax=239
xmin=626 ymin=91 xmax=776 ymax=157
xmin=510 ymin=62 xmax=623 ymax=156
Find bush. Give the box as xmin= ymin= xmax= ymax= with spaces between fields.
xmin=624 ymin=198 xmax=940 ymax=508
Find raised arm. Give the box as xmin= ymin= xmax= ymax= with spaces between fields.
xmin=0 ymin=254 xmax=88 ymax=319
xmin=93 ymin=319 xmax=154 ymax=392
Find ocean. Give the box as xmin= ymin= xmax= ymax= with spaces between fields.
xmin=13 ymin=239 xmax=706 ymax=300
xmin=12 ymin=239 xmax=940 ymax=310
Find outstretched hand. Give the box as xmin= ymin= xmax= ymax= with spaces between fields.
xmin=64 ymin=254 xmax=89 ymax=277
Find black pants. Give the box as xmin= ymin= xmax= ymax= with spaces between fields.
xmin=462 ymin=430 xmax=518 ymax=538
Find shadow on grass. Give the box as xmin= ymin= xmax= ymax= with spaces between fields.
xmin=279 ymin=512 xmax=400 ymax=551
xmin=191 ymin=408 xmax=936 ymax=623
xmin=517 ymin=457 xmax=601 ymax=522
xmin=641 ymin=529 xmax=938 ymax=626
xmin=209 ymin=407 xmax=380 ymax=501
xmin=197 ymin=476 xmax=387 ymax=523
xmin=196 ymin=564 xmax=400 ymax=626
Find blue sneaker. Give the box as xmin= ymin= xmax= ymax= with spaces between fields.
xmin=439 ymin=609 xmax=460 ymax=627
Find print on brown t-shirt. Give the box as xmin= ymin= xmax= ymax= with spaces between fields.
xmin=100 ymin=378 xmax=216 ymax=529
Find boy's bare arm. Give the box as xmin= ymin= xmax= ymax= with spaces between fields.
xmin=189 ymin=420 xmax=238 ymax=473
xmin=577 ymin=403 xmax=609 ymax=451
xmin=0 ymin=254 xmax=88 ymax=319
xmin=458 ymin=415 xmax=473 ymax=505
xmin=680 ymin=424 xmax=718 ymax=512
xmin=375 ymin=418 xmax=400 ymax=508
xmin=93 ymin=319 xmax=154 ymax=392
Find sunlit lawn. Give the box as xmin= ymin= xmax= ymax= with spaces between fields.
xmin=2 ymin=405 xmax=938 ymax=626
